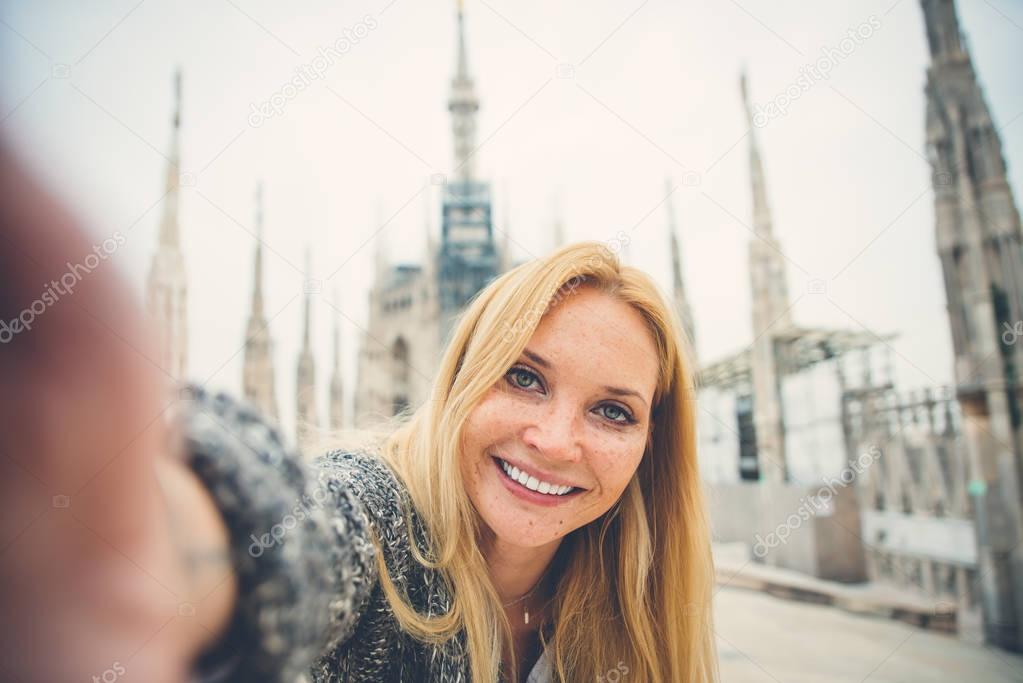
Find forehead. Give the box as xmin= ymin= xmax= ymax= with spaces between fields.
xmin=525 ymin=287 xmax=660 ymax=395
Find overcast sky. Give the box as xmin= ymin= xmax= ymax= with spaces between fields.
xmin=2 ymin=0 xmax=1021 ymax=438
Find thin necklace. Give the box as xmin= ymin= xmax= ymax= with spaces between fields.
xmin=501 ymin=570 xmax=550 ymax=625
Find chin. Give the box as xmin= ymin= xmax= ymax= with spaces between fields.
xmin=481 ymin=480 xmax=579 ymax=548
xmin=487 ymin=517 xmax=563 ymax=549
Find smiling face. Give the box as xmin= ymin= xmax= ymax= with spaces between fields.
xmin=460 ymin=285 xmax=660 ymax=550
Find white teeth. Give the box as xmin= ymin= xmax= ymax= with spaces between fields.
xmin=498 ymin=458 xmax=575 ymax=496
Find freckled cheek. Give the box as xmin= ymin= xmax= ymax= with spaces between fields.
xmin=474 ymin=395 xmax=536 ymax=439
xmin=462 ymin=397 xmax=524 ymax=469
xmin=589 ymin=445 xmax=644 ymax=496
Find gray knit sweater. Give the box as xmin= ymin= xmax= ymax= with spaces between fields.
xmin=180 ymin=384 xmax=554 ymax=682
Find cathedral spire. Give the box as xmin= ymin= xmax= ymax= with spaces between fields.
xmin=302 ymin=249 xmax=313 ymax=349
xmin=742 ymin=69 xmax=790 ymax=484
xmin=373 ymin=201 xmax=389 ymax=285
xmin=158 ymin=68 xmax=183 ymax=248
xmin=553 ymin=191 xmax=566 ymax=250
xmin=740 ymin=69 xmax=773 ymax=240
xmin=146 ymin=68 xmax=188 ymax=381
xmin=296 ymin=248 xmax=319 ymax=452
xmin=741 ymin=69 xmax=791 ymax=331
xmin=456 ymin=0 xmax=469 ymax=81
xmin=665 ymin=177 xmax=697 ymax=365
xmin=921 ymin=0 xmax=966 ymax=61
xmin=329 ymin=291 xmax=344 ymax=431
xmin=922 ymin=0 xmax=1023 ymax=649
xmin=437 ymin=0 xmax=498 ymax=342
xmin=242 ymin=182 xmax=278 ymax=421
xmin=500 ymin=181 xmax=512 ymax=271
xmin=449 ymin=0 xmax=480 ymax=181
xmin=252 ymin=182 xmax=265 ymax=315
xmin=424 ymin=189 xmax=435 ymax=262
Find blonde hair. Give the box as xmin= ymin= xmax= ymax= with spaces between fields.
xmin=345 ymin=241 xmax=718 ymax=682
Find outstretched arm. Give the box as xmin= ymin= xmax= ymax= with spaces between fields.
xmin=176 ymin=385 xmax=380 ymax=682
xmin=0 ymin=138 xmax=235 ymax=682
xmin=0 ymin=139 xmax=379 ymax=683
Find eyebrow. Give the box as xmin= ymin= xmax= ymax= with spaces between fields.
xmin=522 ymin=348 xmax=552 ymax=369
xmin=521 ymin=348 xmax=649 ymax=408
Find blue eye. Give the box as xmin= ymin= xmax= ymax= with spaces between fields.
xmin=599 ymin=404 xmax=635 ymax=424
xmin=506 ymin=366 xmax=542 ymax=391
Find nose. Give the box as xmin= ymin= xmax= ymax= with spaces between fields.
xmin=520 ymin=395 xmax=582 ymax=463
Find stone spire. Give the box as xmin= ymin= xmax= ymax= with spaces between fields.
xmin=921 ymin=0 xmax=1023 ymax=650
xmin=921 ymin=0 xmax=965 ymax=59
xmin=741 ymin=69 xmax=792 ymax=332
xmin=296 ymin=249 xmax=319 ymax=452
xmin=423 ymin=189 xmax=436 ymax=279
xmin=328 ymin=294 xmax=344 ymax=431
xmin=741 ymin=70 xmax=789 ymax=484
xmin=553 ymin=191 xmax=566 ymax=250
xmin=373 ymin=201 xmax=388 ymax=285
xmin=438 ymin=0 xmax=498 ymax=342
xmin=741 ymin=72 xmax=773 ymax=238
xmin=665 ymin=177 xmax=697 ymax=366
xmin=146 ymin=68 xmax=188 ymax=382
xmin=242 ymin=182 xmax=279 ymax=421
xmin=160 ymin=71 xmax=182 ymax=247
xmin=449 ymin=0 xmax=480 ymax=181
xmin=499 ymin=182 xmax=512 ymax=272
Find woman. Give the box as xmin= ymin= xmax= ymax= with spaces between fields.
xmin=0 ymin=142 xmax=719 ymax=682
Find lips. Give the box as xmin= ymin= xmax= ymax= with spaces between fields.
xmin=491 ymin=456 xmax=589 ymax=505
xmin=490 ymin=452 xmax=583 ymax=490
xmin=498 ymin=459 xmax=576 ymax=496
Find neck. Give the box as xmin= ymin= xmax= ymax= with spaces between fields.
xmin=480 ymin=527 xmax=561 ymax=606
